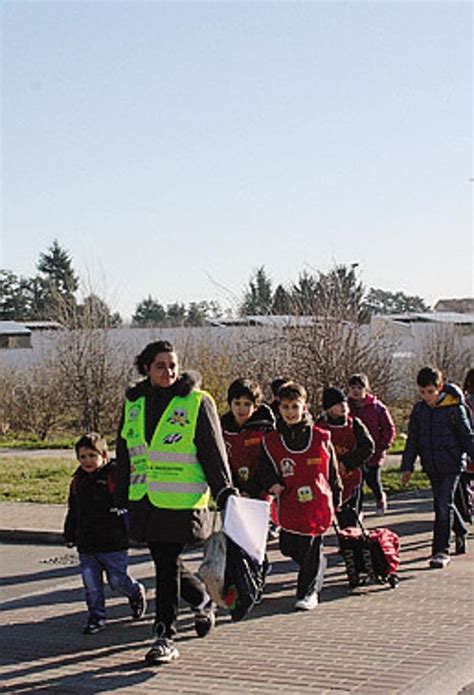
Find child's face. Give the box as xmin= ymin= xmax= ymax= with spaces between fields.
xmin=348 ymin=383 xmax=366 ymax=401
xmin=328 ymin=401 xmax=348 ymax=419
xmin=279 ymin=398 xmax=306 ymax=426
xmin=77 ymin=446 xmax=108 ymax=473
xmin=419 ymin=384 xmax=442 ymax=407
xmin=230 ymin=397 xmax=256 ymax=426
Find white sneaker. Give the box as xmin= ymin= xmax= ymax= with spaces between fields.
xmin=294 ymin=591 xmax=319 ymax=611
xmin=429 ymin=553 xmax=450 ymax=569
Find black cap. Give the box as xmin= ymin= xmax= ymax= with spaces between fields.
xmin=322 ymin=387 xmax=347 ymax=410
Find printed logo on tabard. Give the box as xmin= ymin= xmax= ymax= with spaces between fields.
xmin=129 ymin=407 xmax=140 ymax=420
xmin=280 ymin=458 xmax=296 ymax=477
xmin=238 ymin=466 xmax=250 ymax=482
xmin=297 ymin=485 xmax=314 ymax=503
xmin=168 ymin=408 xmax=190 ymax=427
xmin=163 ymin=433 xmax=183 ymax=445
xmin=306 ymin=457 xmax=322 ymax=466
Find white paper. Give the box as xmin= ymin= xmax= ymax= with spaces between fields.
xmin=222 ymin=496 xmax=270 ymax=564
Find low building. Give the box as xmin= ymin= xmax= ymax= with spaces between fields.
xmin=0 ymin=321 xmax=32 ymax=349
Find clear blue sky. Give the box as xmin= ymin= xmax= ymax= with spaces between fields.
xmin=2 ymin=0 xmax=472 ymax=320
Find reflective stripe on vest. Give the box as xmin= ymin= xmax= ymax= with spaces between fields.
xmin=122 ymin=390 xmax=211 ymax=509
xmin=122 ymin=397 xmax=148 ymax=501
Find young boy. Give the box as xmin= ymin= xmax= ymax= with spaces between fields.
xmin=221 ymin=378 xmax=275 ymax=493
xmin=254 ymin=382 xmax=342 ymax=611
xmin=221 ymin=378 xmax=279 ymax=537
xmin=317 ymin=387 xmax=374 ymax=528
xmin=401 ymin=367 xmax=474 ymax=568
xmin=64 ymin=432 xmax=146 ymax=634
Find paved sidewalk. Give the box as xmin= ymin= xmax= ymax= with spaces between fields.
xmin=1 ymin=491 xmax=473 ymax=694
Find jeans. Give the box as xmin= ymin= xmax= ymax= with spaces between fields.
xmin=79 ymin=550 xmax=141 ymax=620
xmin=428 ymin=473 xmax=468 ymax=556
xmin=279 ymin=531 xmax=325 ymax=599
xmin=148 ymin=541 xmax=207 ymax=638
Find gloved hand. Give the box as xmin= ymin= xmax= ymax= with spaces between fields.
xmin=65 ymin=542 xmax=75 ymax=548
xmin=110 ymin=507 xmax=129 ymax=532
xmin=215 ymin=486 xmax=239 ymax=511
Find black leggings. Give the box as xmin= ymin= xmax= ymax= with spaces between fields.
xmin=148 ymin=541 xmax=207 ymax=637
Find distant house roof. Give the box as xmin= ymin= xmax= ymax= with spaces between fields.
xmin=380 ymin=312 xmax=474 ymax=325
xmin=206 ymin=314 xmax=349 ymax=328
xmin=0 ymin=321 xmax=31 ymax=336
xmin=434 ymin=298 xmax=474 ymax=313
xmin=23 ymin=321 xmax=63 ymax=331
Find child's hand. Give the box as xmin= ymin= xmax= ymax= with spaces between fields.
xmin=269 ymin=483 xmax=284 ymax=496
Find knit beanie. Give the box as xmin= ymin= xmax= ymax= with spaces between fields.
xmin=322 ymin=387 xmax=347 ymax=411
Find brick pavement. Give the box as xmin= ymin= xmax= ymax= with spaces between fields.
xmin=0 ymin=491 xmax=473 ymax=694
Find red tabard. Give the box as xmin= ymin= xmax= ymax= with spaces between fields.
xmin=223 ymin=428 xmax=264 ymax=490
xmin=262 ymin=427 xmax=334 ymax=536
xmin=318 ymin=416 xmax=362 ymax=503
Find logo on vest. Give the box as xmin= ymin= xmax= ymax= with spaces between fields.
xmin=163 ymin=433 xmax=183 ymax=445
xmin=129 ymin=407 xmax=140 ymax=420
xmin=297 ymin=485 xmax=314 ymax=503
xmin=306 ymin=457 xmax=322 ymax=466
xmin=168 ymin=408 xmax=190 ymax=427
xmin=280 ymin=458 xmax=296 ymax=477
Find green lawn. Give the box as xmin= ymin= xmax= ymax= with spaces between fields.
xmin=0 ymin=456 xmax=77 ymax=504
xmin=0 ymin=454 xmax=430 ymax=505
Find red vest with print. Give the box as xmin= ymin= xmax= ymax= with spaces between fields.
xmin=262 ymin=427 xmax=334 ymax=536
xmin=223 ymin=428 xmax=264 ymax=491
xmin=318 ymin=416 xmax=362 ymax=503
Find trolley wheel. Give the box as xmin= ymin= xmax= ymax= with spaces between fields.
xmin=388 ymin=574 xmax=399 ymax=589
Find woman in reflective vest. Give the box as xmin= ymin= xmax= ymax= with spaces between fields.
xmin=115 ymin=340 xmax=235 ymax=665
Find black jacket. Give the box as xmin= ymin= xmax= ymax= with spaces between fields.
xmin=64 ymin=460 xmax=128 ymax=554
xmin=115 ymin=372 xmax=233 ymax=545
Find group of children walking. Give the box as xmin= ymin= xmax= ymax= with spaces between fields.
xmin=63 ymin=364 xmax=473 ymax=648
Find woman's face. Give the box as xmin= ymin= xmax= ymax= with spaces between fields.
xmin=145 ymin=351 xmax=179 ymax=388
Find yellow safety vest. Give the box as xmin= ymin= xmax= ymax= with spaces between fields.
xmin=121 ymin=390 xmax=210 ymax=510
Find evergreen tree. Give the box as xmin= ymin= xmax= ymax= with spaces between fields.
xmin=131 ymin=296 xmax=166 ymax=326
xmin=241 ymin=266 xmax=273 ymax=315
xmin=364 ymin=288 xmax=429 ymax=315
xmin=271 ymin=284 xmax=293 ymax=314
xmin=37 ymin=240 xmax=79 ymax=317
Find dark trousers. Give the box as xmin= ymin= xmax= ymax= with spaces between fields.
xmin=337 ymin=487 xmax=362 ymax=529
xmin=148 ymin=541 xmax=207 ymax=638
xmin=279 ymin=530 xmax=325 ymax=600
xmin=428 ymin=473 xmax=467 ymax=556
xmin=363 ymin=466 xmax=384 ymax=504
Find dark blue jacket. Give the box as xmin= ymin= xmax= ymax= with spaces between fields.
xmin=401 ymin=383 xmax=474 ymax=476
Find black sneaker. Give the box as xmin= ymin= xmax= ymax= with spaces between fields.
xmin=129 ymin=582 xmax=147 ymax=620
xmin=83 ymin=617 xmax=106 ymax=635
xmin=144 ymin=637 xmax=180 ymax=665
xmin=193 ymin=598 xmax=216 ymax=638
xmin=455 ymin=536 xmax=467 ymax=555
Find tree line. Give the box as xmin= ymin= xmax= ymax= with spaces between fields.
xmin=0 ymin=241 xmax=429 ymax=327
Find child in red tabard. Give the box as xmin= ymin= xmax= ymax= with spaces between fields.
xmin=316 ymin=387 xmax=374 ymax=529
xmin=254 ymin=382 xmax=342 ymax=611
xmin=220 ymin=378 xmax=276 ymax=493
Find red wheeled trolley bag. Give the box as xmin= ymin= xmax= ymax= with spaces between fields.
xmin=335 ymin=521 xmax=400 ymax=589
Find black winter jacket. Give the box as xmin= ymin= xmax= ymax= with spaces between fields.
xmin=401 ymin=383 xmax=474 ymax=476
xmin=64 ymin=460 xmax=128 ymax=554
xmin=115 ymin=372 xmax=233 ymax=545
